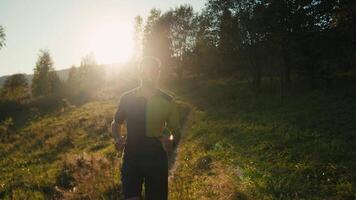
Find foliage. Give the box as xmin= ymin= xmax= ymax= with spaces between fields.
xmin=140 ymin=6 xmax=198 ymax=79
xmin=133 ymin=15 xmax=143 ymax=60
xmin=0 ymin=1 xmax=355 ymax=199
xmin=0 ymin=118 xmax=13 ymax=142
xmin=0 ymin=25 xmax=5 ymax=50
xmin=143 ymin=8 xmax=173 ymax=70
xmin=137 ymin=0 xmax=355 ymax=94
xmin=31 ymin=50 xmax=62 ymax=97
xmin=64 ymin=54 xmax=105 ymax=103
xmin=169 ymin=5 xmax=198 ymax=78
xmin=1 ymin=74 xmax=30 ymax=102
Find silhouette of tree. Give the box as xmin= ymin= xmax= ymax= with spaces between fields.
xmin=0 ymin=25 xmax=5 ymax=50
xmin=169 ymin=5 xmax=198 ymax=79
xmin=1 ymin=74 xmax=29 ymax=101
xmin=63 ymin=54 xmax=104 ymax=102
xmin=79 ymin=53 xmax=105 ymax=92
xmin=189 ymin=10 xmax=219 ymax=76
xmin=133 ymin=15 xmax=143 ymax=60
xmin=143 ymin=9 xmax=172 ymax=70
xmin=31 ymin=50 xmax=61 ymax=97
xmin=138 ymin=1 xmax=355 ymax=94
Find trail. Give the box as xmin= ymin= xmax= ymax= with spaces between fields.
xmin=168 ymin=105 xmax=193 ymax=175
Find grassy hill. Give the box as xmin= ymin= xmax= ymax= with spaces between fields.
xmin=0 ymin=100 xmax=122 ymax=199
xmin=167 ymin=77 xmax=356 ymax=199
xmin=0 ymin=77 xmax=355 ymax=199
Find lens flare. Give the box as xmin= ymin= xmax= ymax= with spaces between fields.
xmin=84 ymin=20 xmax=133 ymax=64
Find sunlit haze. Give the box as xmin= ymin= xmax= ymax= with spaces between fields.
xmin=84 ymin=20 xmax=133 ymax=63
xmin=0 ymin=0 xmax=205 ymax=76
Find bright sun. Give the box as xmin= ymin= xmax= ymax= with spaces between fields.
xmin=84 ymin=21 xmax=133 ymax=64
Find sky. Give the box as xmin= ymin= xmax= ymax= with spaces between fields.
xmin=0 ymin=0 xmax=205 ymax=76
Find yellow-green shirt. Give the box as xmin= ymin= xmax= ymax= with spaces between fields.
xmin=114 ymin=87 xmax=180 ymax=158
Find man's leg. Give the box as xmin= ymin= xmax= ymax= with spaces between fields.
xmin=121 ymin=159 xmax=144 ymax=199
xmin=126 ymin=197 xmax=141 ymax=200
xmin=143 ymin=159 xmax=168 ymax=200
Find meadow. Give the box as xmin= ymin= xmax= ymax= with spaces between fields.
xmin=1 ymin=0 xmax=355 ymax=199
xmin=1 ymin=77 xmax=355 ymax=199
xmin=168 ymin=77 xmax=356 ymax=200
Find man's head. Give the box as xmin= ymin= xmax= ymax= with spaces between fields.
xmin=139 ymin=56 xmax=161 ymax=89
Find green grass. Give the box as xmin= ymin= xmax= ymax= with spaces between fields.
xmin=1 ymin=78 xmax=355 ymax=199
xmin=0 ymin=100 xmax=123 ymax=199
xmin=166 ymin=78 xmax=356 ymax=200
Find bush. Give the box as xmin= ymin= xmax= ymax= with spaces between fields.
xmin=0 ymin=99 xmax=24 ymax=121
xmin=55 ymin=153 xmax=117 ymax=200
xmin=28 ymin=94 xmax=68 ymax=112
xmin=0 ymin=117 xmax=13 ymax=142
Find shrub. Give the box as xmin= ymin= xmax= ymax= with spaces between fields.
xmin=0 ymin=99 xmax=24 ymax=121
xmin=0 ymin=117 xmax=13 ymax=142
xmin=55 ymin=153 xmax=117 ymax=200
xmin=29 ymin=94 xmax=66 ymax=112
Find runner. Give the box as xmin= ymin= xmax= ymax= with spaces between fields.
xmin=111 ymin=56 xmax=180 ymax=200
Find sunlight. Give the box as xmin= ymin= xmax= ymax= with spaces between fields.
xmin=84 ymin=20 xmax=133 ymax=64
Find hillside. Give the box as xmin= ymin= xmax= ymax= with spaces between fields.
xmin=0 ymin=63 xmax=126 ymax=88
xmin=0 ymin=69 xmax=69 ymax=88
xmin=167 ymin=78 xmax=356 ymax=199
xmin=1 ymin=77 xmax=355 ymax=199
xmin=0 ymin=100 xmax=120 ymax=199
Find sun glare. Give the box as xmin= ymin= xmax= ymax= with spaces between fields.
xmin=84 ymin=21 xmax=133 ymax=64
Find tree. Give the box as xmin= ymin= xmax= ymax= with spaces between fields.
xmin=169 ymin=5 xmax=198 ymax=79
xmin=67 ymin=66 xmax=79 ymax=87
xmin=64 ymin=54 xmax=104 ymax=102
xmin=142 ymin=6 xmax=199 ymax=79
xmin=1 ymin=74 xmax=29 ymax=101
xmin=0 ymin=25 xmax=5 ymax=50
xmin=190 ymin=11 xmax=219 ymax=76
xmin=79 ymin=53 xmax=105 ymax=92
xmin=332 ymin=1 xmax=354 ymax=73
xmin=218 ymin=6 xmax=240 ymax=72
xmin=139 ymin=1 xmax=354 ymax=96
xmin=133 ymin=15 xmax=143 ymax=60
xmin=143 ymin=9 xmax=173 ymax=70
xmin=64 ymin=66 xmax=81 ymax=99
xmin=31 ymin=50 xmax=61 ymax=97
xmin=143 ymin=8 xmax=163 ymax=56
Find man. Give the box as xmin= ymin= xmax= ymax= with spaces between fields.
xmin=111 ymin=56 xmax=180 ymax=200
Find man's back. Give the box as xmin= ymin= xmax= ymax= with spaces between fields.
xmin=111 ymin=56 xmax=180 ymax=200
xmin=115 ymin=87 xmax=176 ymax=160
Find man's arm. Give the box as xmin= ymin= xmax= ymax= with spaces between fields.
xmin=111 ymin=120 xmax=125 ymax=151
xmin=167 ymin=101 xmax=181 ymax=136
xmin=111 ymin=95 xmax=127 ymax=151
xmin=163 ymin=101 xmax=180 ymax=152
xmin=111 ymin=120 xmax=122 ymax=143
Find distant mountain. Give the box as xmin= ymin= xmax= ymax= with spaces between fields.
xmin=0 ymin=68 xmax=71 ymax=88
xmin=0 ymin=63 xmax=128 ymax=88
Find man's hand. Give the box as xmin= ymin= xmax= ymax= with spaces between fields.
xmin=160 ymin=134 xmax=173 ymax=155
xmin=115 ymin=136 xmax=126 ymax=152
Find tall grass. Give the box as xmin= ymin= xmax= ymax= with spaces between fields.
xmin=167 ymin=77 xmax=356 ymax=199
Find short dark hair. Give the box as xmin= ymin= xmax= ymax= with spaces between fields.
xmin=139 ymin=56 xmax=161 ymax=71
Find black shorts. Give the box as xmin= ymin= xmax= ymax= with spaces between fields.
xmin=121 ymin=156 xmax=168 ymax=200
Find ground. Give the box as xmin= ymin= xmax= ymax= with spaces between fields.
xmin=0 ymin=77 xmax=355 ymax=199
xmin=168 ymin=77 xmax=356 ymax=200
